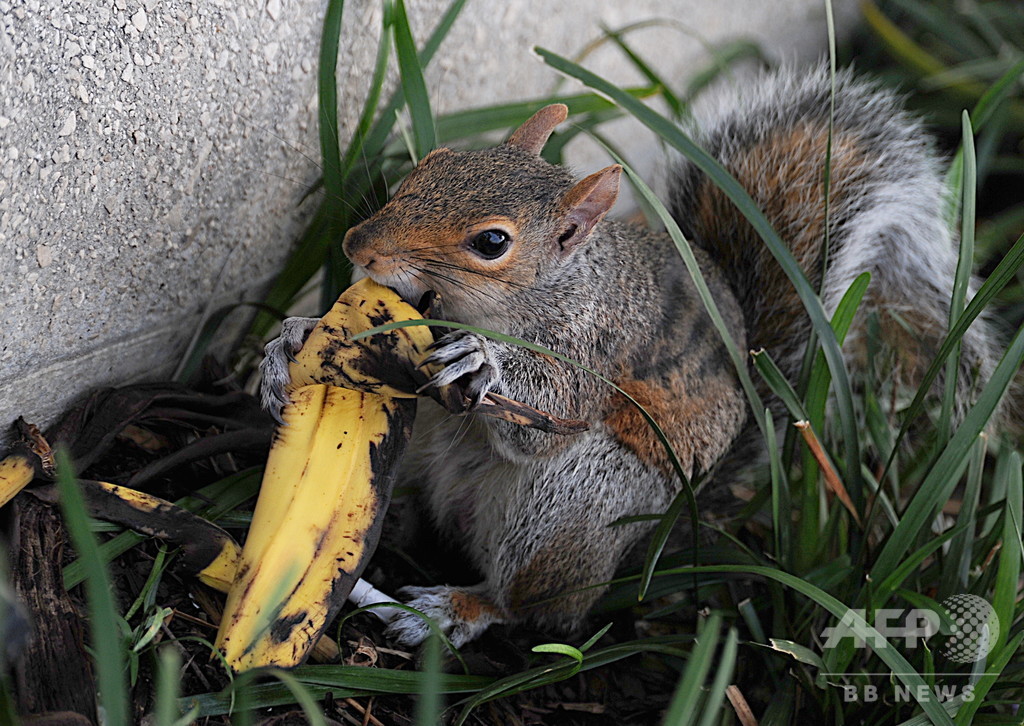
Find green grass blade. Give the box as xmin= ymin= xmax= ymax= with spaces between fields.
xmin=872 ymin=318 xmax=1024 ymax=583
xmin=939 ymin=111 xmax=977 ymax=442
xmin=339 ymin=3 xmax=394 ymax=178
xmin=599 ymin=24 xmax=683 ymax=117
xmin=175 ymin=301 xmax=286 ymax=383
xmin=872 ymin=521 xmax=972 ymax=604
xmin=317 ymin=0 xmax=345 ymax=203
xmin=415 ymin=635 xmax=443 ymax=726
xmin=434 ymin=88 xmax=657 ymax=143
xmin=55 ymin=448 xmax=129 ymax=726
xmin=880 ymin=231 xmax=1024 ymax=479
xmin=249 ymin=203 xmax=331 ymax=340
xmin=154 ymin=646 xmax=182 ymax=726
xmin=312 ymin=0 xmax=355 ymax=308
xmin=798 ymin=271 xmax=870 ymax=567
xmin=661 ymin=615 xmax=722 ymax=726
xmin=604 ymin=147 xmax=767 ymax=433
xmin=765 ymin=413 xmax=789 ymax=565
xmin=695 ymin=627 xmax=738 ymax=726
xmin=953 ymin=631 xmax=1024 ymax=725
xmin=263 ymin=671 xmax=327 ymax=726
xmin=752 ymin=350 xmax=809 ymax=422
xmin=805 ymin=271 xmax=870 ymax=429
xmin=641 ymin=484 xmax=700 ymax=602
xmin=535 ymin=46 xmax=862 ymax=503
xmin=357 ymin=0 xmax=466 ymax=163
xmin=392 ymin=0 xmax=436 ymax=161
xmin=990 ymin=450 xmax=1022 ymax=655
xmin=939 ymin=434 xmax=987 ymax=598
xmin=185 ymin=667 xmax=493 ymax=717
xmin=971 ymin=55 xmax=1024 ymax=129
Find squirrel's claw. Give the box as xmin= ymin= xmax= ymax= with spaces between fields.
xmin=259 ymin=316 xmax=321 ymax=425
xmin=418 ymin=331 xmax=500 ymax=410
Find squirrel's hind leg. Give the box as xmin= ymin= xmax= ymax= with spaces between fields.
xmin=385 ymin=583 xmax=504 ymax=648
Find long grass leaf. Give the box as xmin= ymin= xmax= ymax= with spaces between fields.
xmin=953 ymin=631 xmax=1024 ymax=725
xmin=250 ymin=204 xmax=331 ymax=341
xmin=339 ymin=3 xmax=394 ymax=178
xmin=939 ymin=111 xmax=977 ymax=442
xmin=600 ymin=25 xmax=683 ymax=117
xmin=605 ymin=148 xmax=766 ymax=431
xmin=392 ymin=0 xmax=435 ymax=160
xmin=991 ymin=450 xmax=1022 ymax=655
xmin=535 ymin=46 xmax=863 ymax=503
xmin=939 ymin=434 xmax=987 ymax=598
xmin=154 ymin=646 xmax=183 ymax=726
xmin=357 ymin=0 xmax=466 ymax=163
xmin=55 ymin=449 xmax=129 ymax=726
xmin=435 ymin=88 xmax=656 ymax=143
xmin=661 ymin=615 xmax=722 ymax=726
xmin=416 ymin=635 xmax=443 ymax=726
xmin=752 ymin=350 xmax=808 ymax=422
xmin=317 ymin=0 xmax=345 ymax=203
xmin=697 ymin=632 xmax=740 ymax=726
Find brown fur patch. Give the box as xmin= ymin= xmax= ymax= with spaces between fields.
xmin=449 ymin=589 xmax=501 ymax=623
xmin=695 ymin=123 xmax=865 ymax=352
xmin=606 ymin=374 xmax=745 ymax=477
xmin=507 ymin=530 xmax=598 ymax=618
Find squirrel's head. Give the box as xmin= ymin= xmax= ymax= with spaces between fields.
xmin=343 ymin=104 xmax=621 ymax=326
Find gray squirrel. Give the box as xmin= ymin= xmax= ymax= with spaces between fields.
xmin=261 ymin=65 xmax=997 ymax=647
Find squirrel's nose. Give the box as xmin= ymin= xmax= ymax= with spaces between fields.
xmin=343 ymin=223 xmax=377 ymax=268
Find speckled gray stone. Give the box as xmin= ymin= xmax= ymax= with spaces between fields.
xmin=0 ymin=0 xmax=855 ymax=452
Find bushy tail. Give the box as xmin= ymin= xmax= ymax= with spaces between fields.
xmin=669 ymin=64 xmax=997 ymax=419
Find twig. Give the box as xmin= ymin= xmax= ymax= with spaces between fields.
xmin=725 ymin=685 xmax=758 ymax=726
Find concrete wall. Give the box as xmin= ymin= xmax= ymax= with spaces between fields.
xmin=0 ymin=0 xmax=855 ymax=451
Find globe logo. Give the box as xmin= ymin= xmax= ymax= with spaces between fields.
xmin=940 ymin=594 xmax=999 ymax=664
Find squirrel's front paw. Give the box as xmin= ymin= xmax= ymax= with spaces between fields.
xmin=259 ymin=316 xmax=320 ymax=424
xmin=419 ymin=331 xmax=500 ymax=409
xmin=385 ymin=584 xmax=503 ymax=648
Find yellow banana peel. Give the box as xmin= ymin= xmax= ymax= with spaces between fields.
xmin=0 ymin=453 xmax=37 ymax=510
xmin=0 ymin=419 xmax=50 ymax=510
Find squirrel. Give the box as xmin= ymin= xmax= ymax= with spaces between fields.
xmin=261 ymin=65 xmax=998 ymax=647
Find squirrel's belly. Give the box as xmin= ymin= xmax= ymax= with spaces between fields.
xmin=403 ymin=403 xmax=521 ymax=568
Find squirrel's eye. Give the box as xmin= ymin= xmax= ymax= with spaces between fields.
xmin=469 ymin=229 xmax=511 ymax=260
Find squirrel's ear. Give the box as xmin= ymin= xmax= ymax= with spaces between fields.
xmin=505 ymin=104 xmax=568 ymax=156
xmin=556 ymin=165 xmax=621 ymax=254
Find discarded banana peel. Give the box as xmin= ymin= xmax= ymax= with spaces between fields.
xmin=0 ymin=454 xmax=37 ymax=511
xmin=0 ymin=419 xmax=52 ymax=510
xmin=28 ymin=477 xmax=243 ymax=592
